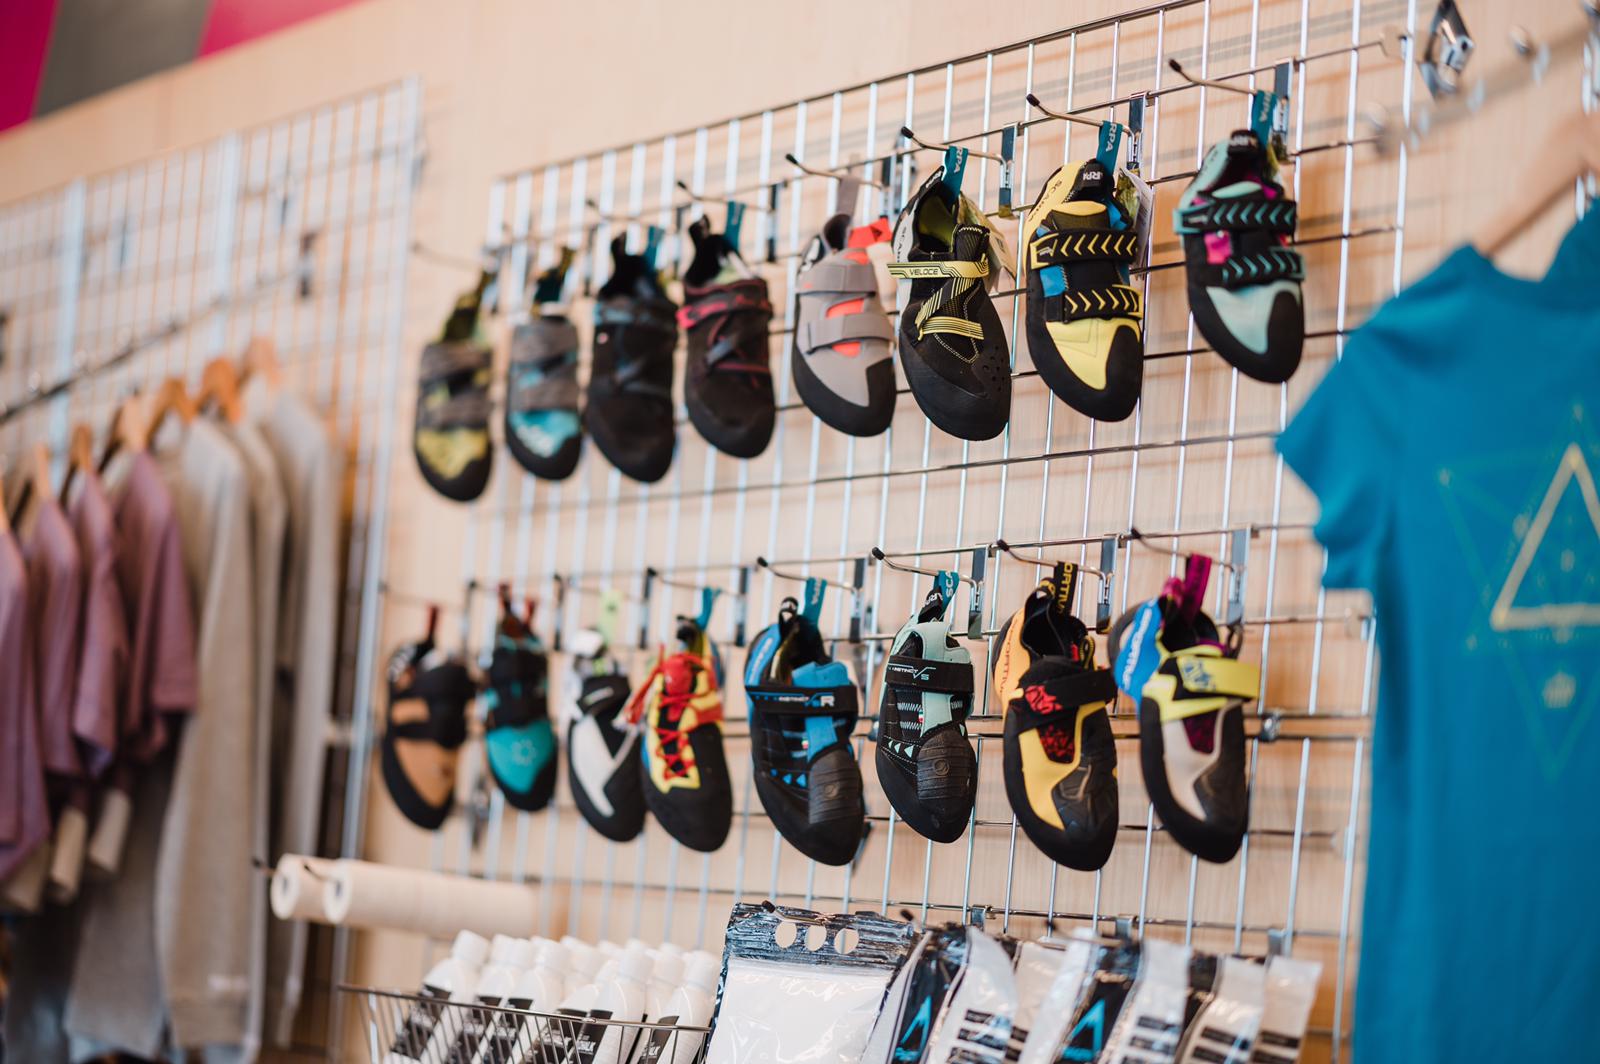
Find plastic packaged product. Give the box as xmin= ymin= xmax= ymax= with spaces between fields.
xmin=1040 ymin=939 xmax=1141 ymax=1062
xmin=1008 ymin=940 xmax=1067 ymax=1060
xmin=1176 ymin=955 xmax=1265 ymax=1064
xmin=706 ymin=904 xmax=918 ymax=1064
xmin=863 ymin=925 xmax=1017 ymax=1063
xmin=444 ymin=935 xmax=523 ymax=1064
xmin=1097 ymin=938 xmax=1192 ymax=1063
xmin=473 ymin=939 xmax=566 ymax=1064
xmin=1249 ymin=957 xmax=1321 ymax=1064
xmin=1017 ymin=934 xmax=1098 ymax=1064
xmin=633 ymin=951 xmax=717 ymax=1064
xmin=383 ymin=929 xmax=488 ymax=1063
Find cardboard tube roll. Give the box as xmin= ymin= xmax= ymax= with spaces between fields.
xmin=270 ymin=854 xmax=337 ymax=922
xmin=321 ymin=859 xmax=539 ymax=938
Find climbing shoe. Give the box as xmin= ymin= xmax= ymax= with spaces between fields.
xmin=505 ymin=260 xmax=584 ymax=480
xmin=1107 ymin=558 xmax=1256 ymax=863
xmin=381 ymin=634 xmax=474 ymax=830
xmin=991 ymin=564 xmax=1119 ymax=871
xmin=744 ymin=597 xmax=865 ymax=866
xmin=680 ymin=216 xmax=776 ymax=458
xmin=626 ymin=617 xmax=732 ymax=852
xmin=588 ymin=236 xmax=678 ymax=482
xmin=792 ymin=213 xmax=897 ymax=437
xmin=888 ymin=169 xmax=1012 ymax=441
xmin=1024 ymin=159 xmax=1144 ymax=422
xmin=563 ymin=627 xmax=645 ymax=843
xmin=1175 ymin=130 xmax=1304 ymax=383
xmin=482 ymin=591 xmax=557 ymax=813
xmin=414 ymin=275 xmax=495 ymax=502
xmin=874 ymin=573 xmax=977 ymax=843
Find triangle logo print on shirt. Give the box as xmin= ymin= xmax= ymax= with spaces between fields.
xmin=1490 ymin=442 xmax=1600 ymax=632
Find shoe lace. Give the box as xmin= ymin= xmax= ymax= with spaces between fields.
xmin=624 ymin=650 xmax=721 ymax=780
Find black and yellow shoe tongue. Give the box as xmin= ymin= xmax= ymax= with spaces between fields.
xmin=949 ymin=223 xmax=989 ymax=263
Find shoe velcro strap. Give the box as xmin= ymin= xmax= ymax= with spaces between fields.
xmin=887 ymin=259 xmax=989 ymax=281
xmin=883 ymin=656 xmax=974 ymax=695
xmin=797 ymin=259 xmax=881 ymax=296
xmin=1059 ymin=284 xmax=1144 ymax=322
xmin=595 ymin=298 xmax=678 ymax=335
xmin=1217 ymin=248 xmax=1304 ymax=289
xmin=1010 ymin=670 xmax=1117 ymax=726
xmin=508 ymin=366 xmax=578 ymax=413
xmin=511 ymin=318 xmax=579 ymax=362
xmin=800 ymin=313 xmax=894 ymax=352
xmin=678 ymin=290 xmax=773 ymax=330
xmin=419 ymin=340 xmax=491 ymax=383
xmin=1177 ymin=197 xmax=1297 ymax=235
xmin=417 ymin=391 xmax=492 ymax=430
xmin=1148 ymin=650 xmax=1258 ymax=722
xmin=1028 ymin=228 xmax=1139 ymax=269
xmin=746 ymin=684 xmax=860 ymax=718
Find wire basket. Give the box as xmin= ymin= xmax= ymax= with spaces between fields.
xmin=339 ymin=985 xmax=712 ymax=1063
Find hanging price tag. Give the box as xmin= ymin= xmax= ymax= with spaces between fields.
xmin=1126 ymin=96 xmax=1146 ymax=176
xmin=997 ymin=125 xmax=1018 ymax=217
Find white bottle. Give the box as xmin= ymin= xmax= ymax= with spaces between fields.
xmin=628 ymin=952 xmax=685 ymax=1064
xmin=444 ymin=936 xmax=522 ymax=1064
xmin=638 ymin=952 xmax=718 ymax=1064
xmin=476 ymin=939 xmax=566 ymax=1064
xmin=563 ymin=942 xmax=605 ymax=1000
xmin=581 ymin=943 xmax=652 ymax=1064
xmin=384 ymin=929 xmax=488 ymax=1064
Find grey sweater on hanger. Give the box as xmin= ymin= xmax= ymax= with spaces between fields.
xmin=243 ymin=377 xmax=343 ymax=1046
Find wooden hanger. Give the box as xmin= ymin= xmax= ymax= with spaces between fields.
xmin=8 ymin=441 xmax=53 ymax=526
xmin=197 ymin=356 xmax=244 ymax=423
xmin=99 ymin=392 xmax=148 ymax=474
xmin=59 ymin=422 xmax=96 ymax=501
xmin=1475 ymin=110 xmax=1600 ymax=259
xmin=145 ymin=376 xmax=198 ymax=442
xmin=242 ymin=335 xmax=282 ymax=387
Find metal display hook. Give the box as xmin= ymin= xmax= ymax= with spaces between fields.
xmin=784 ymin=154 xmax=887 ymax=191
xmin=871 ymin=546 xmax=987 ymax=640
xmin=757 ymin=556 xmax=868 ymax=643
xmin=674 ymin=180 xmax=773 ymax=214
xmin=1166 ymin=58 xmax=1256 ymax=97
xmin=1024 ymin=93 xmax=1132 ymax=133
xmin=898 ymin=125 xmax=1005 ymax=164
xmin=989 ymin=538 xmax=1113 ymax=633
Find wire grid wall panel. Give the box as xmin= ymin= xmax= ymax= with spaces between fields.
xmin=0 ymin=78 xmax=421 ymax=1052
xmin=376 ymin=2 xmax=1424 ymax=1059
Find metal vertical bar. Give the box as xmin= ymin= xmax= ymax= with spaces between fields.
xmin=331 ymin=76 xmax=421 ymax=1060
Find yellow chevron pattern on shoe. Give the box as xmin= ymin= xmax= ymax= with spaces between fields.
xmin=1028 ymin=230 xmax=1139 ymax=269
xmin=1059 ymin=284 xmax=1144 ymax=320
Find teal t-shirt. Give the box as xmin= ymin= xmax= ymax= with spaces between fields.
xmin=1279 ymin=215 xmax=1600 ymax=1062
